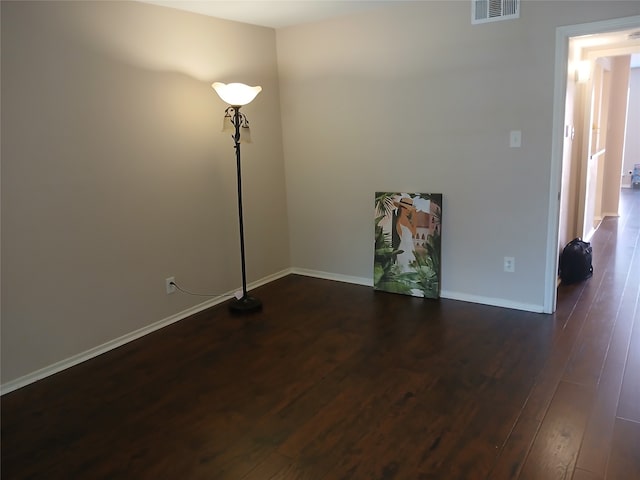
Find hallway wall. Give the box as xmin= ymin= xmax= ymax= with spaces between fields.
xmin=602 ymin=56 xmax=632 ymax=215
xmin=623 ymin=67 xmax=640 ymax=179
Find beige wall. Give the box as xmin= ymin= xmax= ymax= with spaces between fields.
xmin=1 ymin=1 xmax=289 ymax=384
xmin=602 ymin=56 xmax=632 ymax=215
xmin=558 ymin=41 xmax=582 ymax=256
xmin=277 ymin=1 xmax=640 ymax=309
xmin=624 ymin=67 xmax=640 ymax=176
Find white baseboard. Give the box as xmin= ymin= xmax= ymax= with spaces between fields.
xmin=290 ymin=267 xmax=373 ymax=287
xmin=584 ymin=227 xmax=596 ymax=242
xmin=601 ymin=211 xmax=619 ymax=218
xmin=1 ymin=269 xmax=291 ymax=396
xmin=440 ymin=290 xmax=544 ymax=314
xmin=291 ymin=268 xmax=544 ymax=313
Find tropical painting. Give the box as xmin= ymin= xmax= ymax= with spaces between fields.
xmin=374 ymin=192 xmax=442 ymax=298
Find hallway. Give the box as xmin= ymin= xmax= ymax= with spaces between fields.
xmin=507 ymin=187 xmax=640 ymax=479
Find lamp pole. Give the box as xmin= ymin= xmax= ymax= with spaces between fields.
xmin=229 ymin=106 xmax=261 ymax=313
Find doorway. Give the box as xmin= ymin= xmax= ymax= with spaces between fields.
xmin=545 ymin=15 xmax=640 ymax=314
xmin=573 ymin=51 xmax=637 ymax=242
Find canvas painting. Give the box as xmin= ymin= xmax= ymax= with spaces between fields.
xmin=374 ymin=192 xmax=442 ymax=298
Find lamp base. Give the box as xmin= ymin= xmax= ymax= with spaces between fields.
xmin=229 ymin=295 xmax=262 ymax=313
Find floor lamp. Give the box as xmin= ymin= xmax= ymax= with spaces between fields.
xmin=212 ymin=82 xmax=262 ymax=313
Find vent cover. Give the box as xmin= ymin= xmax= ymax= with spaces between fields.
xmin=472 ymin=0 xmax=520 ymax=24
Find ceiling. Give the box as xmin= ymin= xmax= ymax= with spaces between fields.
xmin=140 ymin=1 xmax=640 ymax=66
xmin=139 ymin=0 xmax=399 ymax=28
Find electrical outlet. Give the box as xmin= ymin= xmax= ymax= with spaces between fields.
xmin=504 ymin=257 xmax=515 ymax=273
xmin=166 ymin=276 xmax=176 ymax=294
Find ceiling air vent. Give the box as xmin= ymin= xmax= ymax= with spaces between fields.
xmin=472 ymin=0 xmax=520 ymax=25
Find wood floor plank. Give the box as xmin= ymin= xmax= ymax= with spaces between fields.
xmin=617 ymin=296 xmax=640 ymax=423
xmin=491 ymin=415 xmax=544 ymax=480
xmin=615 ymin=185 xmax=640 ymax=421
xmin=488 ymin=294 xmax=597 ymax=479
xmin=572 ymin=468 xmax=602 ymax=480
xmin=518 ymin=380 xmax=594 ymax=480
xmin=606 ymin=418 xmax=640 ymax=479
xmin=242 ymin=452 xmax=321 ymax=480
xmin=575 ymin=218 xmax=640 ymax=475
xmin=561 ymin=277 xmax=621 ymax=389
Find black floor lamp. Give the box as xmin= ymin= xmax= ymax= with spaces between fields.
xmin=212 ymin=82 xmax=262 ymax=313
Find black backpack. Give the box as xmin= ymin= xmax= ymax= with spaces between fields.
xmin=559 ymin=238 xmax=593 ymax=284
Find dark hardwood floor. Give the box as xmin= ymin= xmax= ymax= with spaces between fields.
xmin=2 ymin=189 xmax=639 ymax=479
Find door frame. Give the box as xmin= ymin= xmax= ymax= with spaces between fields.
xmin=545 ymin=15 xmax=640 ymax=313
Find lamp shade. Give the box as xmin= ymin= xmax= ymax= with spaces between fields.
xmin=212 ymin=82 xmax=262 ymax=106
xmin=221 ymin=112 xmax=234 ymax=133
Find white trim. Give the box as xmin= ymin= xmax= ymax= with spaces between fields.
xmin=290 ymin=267 xmax=373 ymax=287
xmin=291 ymin=268 xmax=544 ymax=313
xmin=584 ymin=227 xmax=597 ymax=242
xmin=244 ymin=268 xmax=292 ymax=290
xmin=601 ymin=211 xmax=620 ymax=218
xmin=545 ymin=25 xmax=568 ymax=314
xmin=584 ymin=213 xmax=607 ymax=243
xmin=546 ymin=15 xmax=640 ymax=315
xmin=440 ymin=290 xmax=544 ymax=314
xmin=0 ymin=269 xmax=291 ymax=395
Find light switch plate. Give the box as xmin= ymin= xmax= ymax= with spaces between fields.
xmin=510 ymin=130 xmax=522 ymax=148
